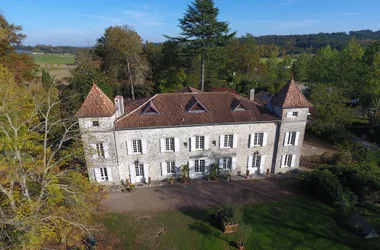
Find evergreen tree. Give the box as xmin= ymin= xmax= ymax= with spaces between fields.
xmin=174 ymin=0 xmax=235 ymax=91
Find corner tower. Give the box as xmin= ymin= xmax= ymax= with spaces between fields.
xmin=271 ymin=77 xmax=312 ymax=173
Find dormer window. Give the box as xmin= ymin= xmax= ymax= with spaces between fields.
xmin=230 ymin=98 xmax=247 ymax=111
xmin=142 ymin=101 xmax=160 ymax=115
xmin=93 ymin=121 xmax=99 ymax=127
xmin=186 ymin=96 xmax=207 ymax=113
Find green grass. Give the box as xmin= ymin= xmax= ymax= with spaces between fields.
xmin=31 ymin=54 xmax=75 ymax=65
xmin=102 ymin=197 xmax=380 ymax=250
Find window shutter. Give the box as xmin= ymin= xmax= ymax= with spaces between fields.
xmin=160 ymin=139 xmax=165 ymax=153
xmin=94 ymin=168 xmax=101 ymax=182
xmin=143 ymin=164 xmax=149 ymax=183
xmin=218 ymin=158 xmax=224 ymax=168
xmin=190 ymin=137 xmax=195 ymax=151
xmin=232 ymin=156 xmax=237 ymax=170
xmin=249 ymin=134 xmax=254 ymax=148
xmin=188 ymin=160 xmax=195 ymax=178
xmin=141 ymin=140 xmax=147 ymax=154
xmin=260 ymin=156 xmax=266 ymax=173
xmin=107 ymin=167 xmax=113 ymax=182
xmin=126 ymin=141 xmax=132 ymax=155
xmin=287 ymin=111 xmax=292 ymax=118
xmin=174 ymin=138 xmax=180 ymax=152
xmin=281 ymin=156 xmax=285 ymax=168
xmin=160 ymin=162 xmax=166 ymax=176
xmin=291 ymin=155 xmax=296 ymax=168
xmin=104 ymin=143 xmax=109 ymax=158
xmin=295 ymin=132 xmax=300 ymax=146
xmin=175 ymin=162 xmax=181 ymax=175
xmin=219 ymin=135 xmax=225 ymax=148
xmin=248 ymin=156 xmax=253 ymax=169
xmin=263 ymin=133 xmax=268 ymax=146
xmin=91 ymin=144 xmax=98 ymax=159
xmin=204 ymin=135 xmax=210 ymax=150
xmin=284 ymin=133 xmax=289 ymax=146
xmin=233 ymin=134 xmax=238 ymax=148
xmin=129 ymin=165 xmax=136 ymax=184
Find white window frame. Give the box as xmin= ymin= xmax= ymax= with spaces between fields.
xmin=253 ymin=133 xmax=264 ymax=146
xmin=222 ymin=157 xmax=232 ymax=170
xmin=99 ymin=167 xmax=108 ymax=181
xmin=285 ymin=132 xmax=297 ymax=146
xmin=194 ymin=159 xmax=206 ymax=173
xmin=135 ymin=163 xmax=144 ymax=176
xmin=282 ymin=155 xmax=293 ymax=168
xmin=292 ymin=111 xmax=298 ymax=117
xmin=165 ymin=138 xmax=175 ymax=152
xmin=224 ymin=135 xmax=233 ymax=148
xmin=132 ymin=139 xmax=142 ymax=154
xmin=166 ymin=161 xmax=175 ymax=174
xmin=96 ymin=143 xmax=105 ymax=158
xmin=195 ymin=136 xmax=205 ymax=150
xmin=252 ymin=155 xmax=262 ymax=168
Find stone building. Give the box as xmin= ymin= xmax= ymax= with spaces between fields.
xmin=76 ymin=78 xmax=312 ymax=184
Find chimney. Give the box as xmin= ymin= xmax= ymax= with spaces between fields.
xmin=114 ymin=95 xmax=124 ymax=118
xmin=249 ymin=89 xmax=255 ymax=101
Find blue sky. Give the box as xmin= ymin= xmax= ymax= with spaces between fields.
xmin=2 ymin=0 xmax=380 ymax=46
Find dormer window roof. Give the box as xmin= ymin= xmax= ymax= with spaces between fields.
xmin=142 ymin=101 xmax=160 ymax=115
xmin=186 ymin=96 xmax=208 ymax=113
xmin=230 ymin=98 xmax=248 ymax=111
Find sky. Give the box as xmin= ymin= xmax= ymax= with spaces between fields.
xmin=2 ymin=0 xmax=380 ymax=46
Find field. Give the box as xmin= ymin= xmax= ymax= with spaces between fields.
xmin=102 ymin=197 xmax=380 ymax=250
xmin=31 ymin=54 xmax=75 ymax=81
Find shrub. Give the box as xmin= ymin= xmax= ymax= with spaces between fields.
xmin=217 ymin=204 xmax=243 ymax=225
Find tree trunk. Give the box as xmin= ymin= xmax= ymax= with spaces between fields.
xmin=200 ymin=53 xmax=205 ymax=92
xmin=127 ymin=62 xmax=135 ymax=100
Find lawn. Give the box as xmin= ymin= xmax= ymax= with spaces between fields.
xmin=102 ymin=197 xmax=380 ymax=250
xmin=31 ymin=54 xmax=75 ymax=65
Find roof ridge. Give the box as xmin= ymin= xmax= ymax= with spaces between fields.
xmin=116 ymin=94 xmax=159 ymax=122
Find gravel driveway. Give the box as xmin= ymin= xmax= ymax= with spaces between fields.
xmin=102 ymin=178 xmax=299 ymax=214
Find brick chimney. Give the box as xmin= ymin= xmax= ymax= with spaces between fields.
xmin=114 ymin=95 xmax=124 ymax=118
xmin=249 ymin=89 xmax=255 ymax=101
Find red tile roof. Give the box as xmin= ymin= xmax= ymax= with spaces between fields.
xmin=254 ymin=90 xmax=271 ymax=106
xmin=115 ymin=92 xmax=277 ymax=129
xmin=76 ymin=83 xmax=116 ymax=118
xmin=274 ymin=78 xmax=312 ymax=108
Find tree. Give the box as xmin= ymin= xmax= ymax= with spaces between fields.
xmin=0 ymin=14 xmax=26 ymax=56
xmin=98 ymin=25 xmax=150 ymax=100
xmin=310 ymin=84 xmax=355 ymax=134
xmin=293 ymin=54 xmax=311 ymax=82
xmin=174 ymin=0 xmax=235 ymax=91
xmin=0 ymin=65 xmax=102 ymax=248
xmin=308 ymin=45 xmax=340 ymax=85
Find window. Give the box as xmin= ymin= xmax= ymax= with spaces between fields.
xmin=224 ymin=135 xmax=233 ymax=148
xmin=93 ymin=121 xmax=99 ymax=127
xmin=96 ymin=143 xmax=105 ymax=158
xmin=135 ymin=163 xmax=144 ymax=176
xmin=292 ymin=112 xmax=298 ymax=117
xmin=165 ymin=138 xmax=175 ymax=151
xmin=99 ymin=167 xmax=108 ymax=181
xmin=253 ymin=133 xmax=264 ymax=146
xmin=286 ymin=132 xmax=297 ymax=146
xmin=283 ymin=155 xmax=293 ymax=167
xmin=132 ymin=140 xmax=142 ymax=154
xmin=195 ymin=159 xmax=205 ymax=173
xmin=166 ymin=161 xmax=175 ymax=174
xmin=222 ymin=157 xmax=232 ymax=170
xmin=195 ymin=136 xmax=205 ymax=150
xmin=252 ymin=155 xmax=262 ymax=168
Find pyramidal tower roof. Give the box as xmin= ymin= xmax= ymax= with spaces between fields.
xmin=76 ymin=83 xmax=116 ymax=118
xmin=274 ymin=76 xmax=312 ymax=108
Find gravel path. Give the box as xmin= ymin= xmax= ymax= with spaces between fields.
xmin=102 ymin=178 xmax=299 ymax=214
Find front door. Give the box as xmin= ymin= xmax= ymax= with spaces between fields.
xmin=135 ymin=163 xmax=144 ymax=183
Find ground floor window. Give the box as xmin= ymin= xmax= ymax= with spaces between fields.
xmin=99 ymin=167 xmax=109 ymax=181
xmin=283 ymin=155 xmax=293 ymax=167
xmin=222 ymin=157 xmax=232 ymax=170
xmin=135 ymin=163 xmax=144 ymax=176
xmin=252 ymin=155 xmax=262 ymax=168
xmin=195 ymin=159 xmax=205 ymax=173
xmin=167 ymin=161 xmax=175 ymax=174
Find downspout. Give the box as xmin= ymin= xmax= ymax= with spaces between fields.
xmin=271 ymin=120 xmax=281 ymax=174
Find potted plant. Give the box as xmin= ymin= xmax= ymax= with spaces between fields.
xmin=235 ymin=223 xmax=251 ymax=250
xmin=227 ymin=172 xmax=232 ymax=181
xmin=217 ymin=204 xmax=242 ymax=234
xmin=148 ymin=176 xmax=152 ymax=185
xmin=168 ymin=176 xmax=174 ymax=185
xmin=127 ymin=184 xmax=135 ymax=192
xmin=237 ymin=240 xmax=244 ymax=250
xmin=210 ymin=163 xmax=220 ymax=181
xmin=180 ymin=164 xmax=190 ymax=183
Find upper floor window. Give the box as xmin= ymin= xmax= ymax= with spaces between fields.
xmin=96 ymin=143 xmax=105 ymax=158
xmin=132 ymin=140 xmax=142 ymax=154
xmin=224 ymin=135 xmax=233 ymax=148
xmin=195 ymin=159 xmax=205 ymax=173
xmin=166 ymin=138 xmax=175 ymax=151
xmin=222 ymin=157 xmax=232 ymax=170
xmin=253 ymin=133 xmax=264 ymax=146
xmin=93 ymin=121 xmax=99 ymax=127
xmin=195 ymin=136 xmax=205 ymax=150
xmin=292 ymin=112 xmax=298 ymax=117
xmin=166 ymin=161 xmax=175 ymax=174
xmin=285 ymin=132 xmax=297 ymax=146
xmin=287 ymin=111 xmax=299 ymax=117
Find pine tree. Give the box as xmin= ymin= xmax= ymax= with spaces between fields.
xmin=174 ymin=0 xmax=235 ymax=91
